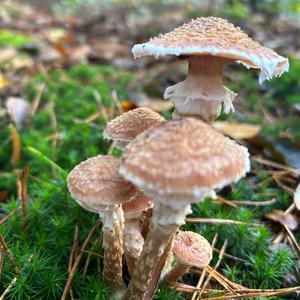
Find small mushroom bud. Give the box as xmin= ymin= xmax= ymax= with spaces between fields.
xmin=164 ymin=231 xmax=212 ymax=283
xmin=67 ymin=155 xmax=137 ymax=295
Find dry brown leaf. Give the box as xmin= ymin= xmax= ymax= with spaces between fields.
xmin=0 ymin=74 xmax=9 ymax=89
xmin=0 ymin=191 xmax=8 ymax=202
xmin=265 ymin=209 xmax=298 ymax=230
xmin=10 ymin=125 xmax=21 ymax=167
xmin=0 ymin=48 xmax=17 ymax=63
xmin=6 ymin=97 xmax=31 ymax=129
xmin=294 ymin=183 xmax=300 ymax=210
xmin=213 ymin=122 xmax=261 ymax=139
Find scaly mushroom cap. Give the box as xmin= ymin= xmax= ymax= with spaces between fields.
xmin=104 ymin=107 xmax=165 ymax=143
xmin=132 ymin=17 xmax=288 ymax=83
xmin=173 ymin=231 xmax=212 ymax=268
xmin=67 ymin=155 xmax=137 ymax=212
xmin=122 ymin=191 xmax=154 ymax=219
xmin=119 ymin=118 xmax=250 ymax=202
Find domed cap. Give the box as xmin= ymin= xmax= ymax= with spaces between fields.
xmin=104 ymin=107 xmax=165 ymax=143
xmin=132 ymin=17 xmax=288 ymax=83
xmin=67 ymin=155 xmax=137 ymax=212
xmin=119 ymin=118 xmax=250 ymax=202
xmin=122 ymin=191 xmax=153 ymax=219
xmin=173 ymin=231 xmax=212 ymax=268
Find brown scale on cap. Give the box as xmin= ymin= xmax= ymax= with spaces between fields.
xmin=132 ymin=17 xmax=288 ymax=122
xmin=104 ymin=107 xmax=165 ymax=151
xmin=67 ymin=155 xmax=137 ymax=210
xmin=120 ymin=118 xmax=250 ymax=200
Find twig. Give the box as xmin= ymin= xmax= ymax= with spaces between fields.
xmin=16 ymin=167 xmax=29 ymax=230
xmin=227 ymin=198 xmax=276 ymax=206
xmin=252 ymin=156 xmax=300 ymax=176
xmin=216 ymin=196 xmax=237 ymax=208
xmin=83 ymin=238 xmax=101 ymax=276
xmin=284 ymin=225 xmax=300 ymax=253
xmin=61 ymin=219 xmax=101 ymax=300
xmin=0 ymin=233 xmax=20 ymax=275
xmin=186 ymin=218 xmax=262 ymax=227
xmin=68 ymin=226 xmax=79 ymax=273
xmin=198 ymin=240 xmax=230 ymax=298
xmin=199 ymin=286 xmax=300 ymax=299
xmin=212 ymin=248 xmax=246 ymax=262
xmin=68 ymin=225 xmax=78 ymax=299
xmin=0 ymin=254 xmax=33 ymax=300
xmin=0 ymin=247 xmax=4 ymax=281
xmin=0 ymin=207 xmax=21 ymax=225
xmin=191 ymin=234 xmax=218 ymax=300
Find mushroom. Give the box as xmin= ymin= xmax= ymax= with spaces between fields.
xmin=122 ymin=191 xmax=153 ymax=274
xmin=104 ymin=107 xmax=165 ymax=151
xmin=119 ymin=118 xmax=250 ymax=299
xmin=163 ymin=230 xmax=212 ymax=283
xmin=132 ymin=17 xmax=289 ymax=122
xmin=67 ymin=155 xmax=137 ymax=294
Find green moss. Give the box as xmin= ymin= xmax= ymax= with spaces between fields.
xmin=0 ymin=30 xmax=34 ymax=48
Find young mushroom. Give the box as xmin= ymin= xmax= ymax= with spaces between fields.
xmin=132 ymin=17 xmax=289 ymax=122
xmin=119 ymin=118 xmax=250 ymax=299
xmin=67 ymin=155 xmax=137 ymax=295
xmin=122 ymin=191 xmax=153 ymax=275
xmin=104 ymin=107 xmax=165 ymax=151
xmin=163 ymin=230 xmax=212 ymax=283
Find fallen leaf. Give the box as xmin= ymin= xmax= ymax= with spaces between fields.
xmin=265 ymin=209 xmax=298 ymax=230
xmin=294 ymin=183 xmax=300 ymax=210
xmin=0 ymin=191 xmax=8 ymax=202
xmin=0 ymin=47 xmax=17 ymax=63
xmin=213 ymin=122 xmax=261 ymax=139
xmin=0 ymin=74 xmax=9 ymax=89
xmin=6 ymin=97 xmax=31 ymax=129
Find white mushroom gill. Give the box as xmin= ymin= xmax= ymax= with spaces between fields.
xmin=163 ymin=56 xmax=236 ymax=122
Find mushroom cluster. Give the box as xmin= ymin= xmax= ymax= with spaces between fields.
xmin=67 ymin=16 xmax=288 ymax=300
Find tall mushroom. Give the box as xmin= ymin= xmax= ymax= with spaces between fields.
xmin=122 ymin=191 xmax=153 ymax=274
xmin=132 ymin=17 xmax=289 ymax=122
xmin=104 ymin=107 xmax=165 ymax=151
xmin=163 ymin=230 xmax=212 ymax=283
xmin=119 ymin=118 xmax=250 ymax=299
xmin=67 ymin=155 xmax=137 ymax=295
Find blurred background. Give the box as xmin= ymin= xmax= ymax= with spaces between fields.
xmin=0 ymin=1 xmax=300 ymax=299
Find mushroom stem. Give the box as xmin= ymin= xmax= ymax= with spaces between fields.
xmin=100 ymin=205 xmax=125 ymax=292
xmin=124 ymin=218 xmax=144 ymax=274
xmin=123 ymin=201 xmax=191 ymax=300
xmin=163 ymin=260 xmax=190 ymax=283
xmin=164 ymin=55 xmax=236 ymax=122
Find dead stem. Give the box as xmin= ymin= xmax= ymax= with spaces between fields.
xmin=0 ymin=207 xmax=21 ymax=226
xmin=61 ymin=219 xmax=101 ymax=300
xmin=191 ymin=234 xmax=218 ymax=300
xmin=0 ymin=233 xmax=20 ymax=275
xmin=252 ymin=156 xmax=300 ymax=176
xmin=186 ymin=218 xmax=262 ymax=227
xmin=17 ymin=167 xmax=28 ymax=230
xmin=0 ymin=254 xmax=33 ymax=300
xmin=197 ymin=240 xmax=230 ymax=299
